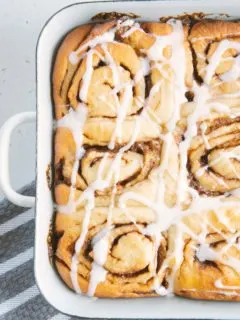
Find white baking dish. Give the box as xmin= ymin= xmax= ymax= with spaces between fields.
xmin=1 ymin=0 xmax=240 ymax=318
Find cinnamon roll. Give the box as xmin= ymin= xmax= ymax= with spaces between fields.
xmin=52 ymin=15 xmax=240 ymax=300
xmin=172 ymin=209 xmax=240 ymax=301
xmin=55 ymin=130 xmax=162 ymax=202
xmin=53 ymin=19 xmax=193 ymax=138
xmin=190 ymin=20 xmax=240 ymax=101
xmin=188 ymin=115 xmax=240 ymax=196
xmin=55 ymin=207 xmax=168 ymax=297
xmin=55 ymin=134 xmax=179 ymax=211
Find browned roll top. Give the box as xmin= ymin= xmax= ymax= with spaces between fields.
xmin=55 ymin=132 xmax=161 ymax=196
xmin=188 ymin=116 xmax=240 ymax=196
xmin=55 ymin=207 xmax=168 ymax=297
xmin=190 ymin=20 xmax=240 ymax=99
xmin=173 ymin=210 xmax=240 ymax=301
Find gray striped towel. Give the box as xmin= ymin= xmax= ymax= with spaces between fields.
xmin=0 ymin=182 xmax=227 ymax=320
xmin=0 ymin=182 xmax=77 ymax=320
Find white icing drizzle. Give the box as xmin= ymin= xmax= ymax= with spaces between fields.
xmin=79 ymin=50 xmax=95 ymax=102
xmin=70 ymin=254 xmax=82 ymax=293
xmin=57 ymin=104 xmax=88 ymax=214
xmin=134 ymin=57 xmax=151 ymax=84
xmin=204 ymin=40 xmax=240 ymax=85
xmin=151 ymin=134 xmax=176 ymax=294
xmin=57 ymin=103 xmax=87 ymax=151
xmin=200 ymin=122 xmax=210 ymax=150
xmin=147 ymin=19 xmax=187 ymax=132
xmin=87 ymin=178 xmax=118 ymax=295
xmin=196 ymin=243 xmax=218 ymax=262
xmin=108 ymin=81 xmax=133 ymax=149
xmin=102 ymin=44 xmax=119 ymax=86
xmin=69 ymin=29 xmax=116 ymax=65
xmin=122 ymin=25 xmax=141 ymax=38
xmin=166 ymin=225 xmax=185 ymax=294
xmin=88 ymin=263 xmax=107 ymax=296
xmin=88 ymin=227 xmax=110 ymax=296
xmin=56 ymin=18 xmax=240 ymax=298
xmin=57 ymin=105 xmax=88 ymax=292
xmin=177 ymin=84 xmax=210 ymax=205
xmin=215 ymin=279 xmax=240 ymax=290
xmin=220 ymin=56 xmax=240 ymax=82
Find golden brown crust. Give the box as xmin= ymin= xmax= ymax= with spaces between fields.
xmin=173 ymin=210 xmax=240 ymax=301
xmin=53 ymin=24 xmax=93 ymax=119
xmin=55 ymin=134 xmax=162 ymax=197
xmin=55 ymin=258 xmax=158 ymax=298
xmin=188 ymin=116 xmax=240 ymax=196
xmin=54 ymin=131 xmax=179 ymax=209
xmin=190 ymin=20 xmax=240 ymax=40
xmin=175 ymin=290 xmax=240 ymax=301
xmin=190 ymin=20 xmax=240 ymax=97
xmin=141 ymin=22 xmax=193 ymax=87
xmin=55 ymin=208 xmax=168 ymax=297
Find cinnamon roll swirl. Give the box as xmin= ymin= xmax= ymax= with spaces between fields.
xmin=54 ymin=135 xmax=179 ymax=210
xmin=55 ymin=130 xmax=161 ymax=191
xmin=188 ymin=115 xmax=240 ymax=196
xmin=173 ymin=209 xmax=240 ymax=301
xmin=54 ymin=130 xmax=164 ymax=207
xmin=190 ymin=20 xmax=240 ymax=100
xmin=53 ymin=19 xmax=193 ymax=139
xmin=55 ymin=207 xmax=168 ymax=297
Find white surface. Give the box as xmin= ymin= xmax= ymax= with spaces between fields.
xmin=0 ymin=0 xmax=95 ymax=200
xmin=35 ymin=0 xmax=240 ymax=318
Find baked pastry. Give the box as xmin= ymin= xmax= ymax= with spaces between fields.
xmin=52 ymin=16 xmax=240 ymax=300
xmin=172 ymin=208 xmax=240 ymax=300
xmin=190 ymin=20 xmax=240 ymax=101
xmin=55 ymin=207 xmax=168 ymax=297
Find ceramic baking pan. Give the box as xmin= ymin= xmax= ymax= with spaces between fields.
xmin=1 ymin=0 xmax=240 ymax=318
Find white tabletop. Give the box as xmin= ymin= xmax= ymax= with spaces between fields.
xmin=0 ymin=0 xmax=95 ymax=200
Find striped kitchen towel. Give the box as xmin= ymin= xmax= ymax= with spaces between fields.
xmin=0 ymin=182 xmax=75 ymax=320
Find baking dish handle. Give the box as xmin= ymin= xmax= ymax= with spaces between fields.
xmin=0 ymin=112 xmax=36 ymax=207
